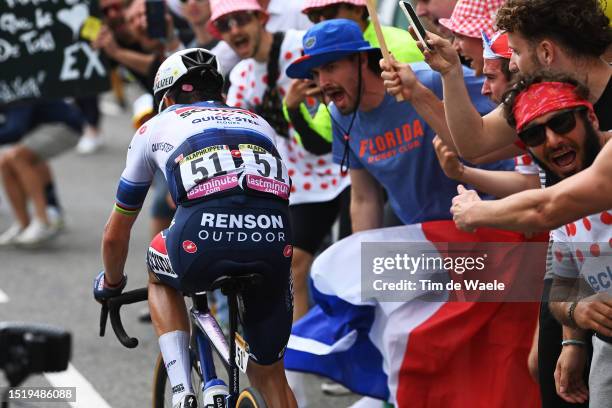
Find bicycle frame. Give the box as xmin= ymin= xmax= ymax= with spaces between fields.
xmin=100 ymin=288 xmax=245 ymax=408
xmin=191 ymin=291 xmax=242 ymax=408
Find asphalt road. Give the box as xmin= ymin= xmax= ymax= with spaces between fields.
xmin=0 ymin=89 xmax=362 ymax=408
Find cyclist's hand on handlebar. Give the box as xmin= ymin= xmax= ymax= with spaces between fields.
xmin=93 ymin=270 xmax=127 ymax=303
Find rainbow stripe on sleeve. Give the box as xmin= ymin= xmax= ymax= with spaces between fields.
xmin=114 ymin=178 xmax=151 ymax=216
xmin=113 ymin=203 xmax=140 ymax=216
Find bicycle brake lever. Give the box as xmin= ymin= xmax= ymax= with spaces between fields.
xmin=99 ymin=303 xmax=108 ymax=337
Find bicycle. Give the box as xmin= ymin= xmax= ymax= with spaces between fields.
xmin=99 ymin=273 xmax=269 ymax=408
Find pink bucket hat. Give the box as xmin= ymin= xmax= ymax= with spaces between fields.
xmin=209 ymin=0 xmax=265 ymax=23
xmin=439 ymin=0 xmax=505 ymax=39
xmin=302 ymin=0 xmax=367 ymax=13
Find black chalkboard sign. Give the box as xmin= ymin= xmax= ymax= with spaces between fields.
xmin=0 ymin=0 xmax=109 ymax=105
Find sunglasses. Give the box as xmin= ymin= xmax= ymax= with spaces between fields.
xmin=214 ymin=12 xmax=255 ymax=33
xmin=518 ymin=108 xmax=585 ymax=147
xmin=306 ymin=4 xmax=341 ymax=23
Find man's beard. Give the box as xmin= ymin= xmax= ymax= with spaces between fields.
xmin=335 ymin=92 xmax=358 ymax=115
xmin=533 ymin=118 xmax=602 ymax=186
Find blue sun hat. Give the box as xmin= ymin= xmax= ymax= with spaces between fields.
xmin=286 ymin=19 xmax=380 ymax=79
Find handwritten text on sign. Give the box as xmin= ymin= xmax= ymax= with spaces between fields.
xmin=0 ymin=0 xmax=108 ymax=104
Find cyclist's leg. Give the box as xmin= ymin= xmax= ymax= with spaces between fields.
xmin=246 ymin=360 xmax=297 ymax=408
xmin=148 ymin=273 xmax=189 ymax=336
xmin=147 ymin=232 xmax=194 ymax=406
xmin=227 ymin=197 xmax=296 ymax=407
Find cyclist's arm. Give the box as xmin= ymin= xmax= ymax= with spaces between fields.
xmin=102 ymin=210 xmax=139 ymax=285
xmin=101 ymin=125 xmax=155 ymax=284
xmin=350 ymin=169 xmax=384 ymax=232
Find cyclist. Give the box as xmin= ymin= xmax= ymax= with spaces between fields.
xmin=94 ymin=48 xmax=297 ymax=408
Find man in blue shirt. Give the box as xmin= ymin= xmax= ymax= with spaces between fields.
xmin=286 ymin=19 xmax=510 ymax=230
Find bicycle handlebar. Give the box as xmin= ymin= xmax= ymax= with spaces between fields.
xmin=99 ymin=288 xmax=148 ymax=349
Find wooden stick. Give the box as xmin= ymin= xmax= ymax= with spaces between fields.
xmin=365 ymin=0 xmax=404 ymax=101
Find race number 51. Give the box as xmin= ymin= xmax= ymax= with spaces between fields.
xmin=239 ymin=144 xmax=288 ymax=183
xmin=179 ymin=145 xmax=236 ymax=192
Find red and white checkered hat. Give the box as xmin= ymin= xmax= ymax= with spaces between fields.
xmin=439 ymin=0 xmax=504 ymax=39
xmin=302 ymin=0 xmax=367 ymax=14
xmin=209 ymin=0 xmax=265 ymax=23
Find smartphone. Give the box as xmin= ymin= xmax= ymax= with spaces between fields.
xmin=398 ymin=1 xmax=431 ymax=51
xmin=145 ymin=0 xmax=167 ymax=39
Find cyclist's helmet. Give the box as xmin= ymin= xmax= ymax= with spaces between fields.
xmin=153 ymin=48 xmax=224 ymax=112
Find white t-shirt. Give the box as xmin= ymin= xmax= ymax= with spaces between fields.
xmin=551 ymin=210 xmax=612 ymax=293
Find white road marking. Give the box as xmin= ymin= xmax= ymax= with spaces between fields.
xmin=45 ymin=363 xmax=112 ymax=408
xmin=0 ymin=288 xmax=8 ymax=303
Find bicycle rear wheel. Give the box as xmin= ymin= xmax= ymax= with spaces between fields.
xmin=236 ymin=387 xmax=268 ymax=408
xmin=152 ymin=353 xmax=204 ymax=408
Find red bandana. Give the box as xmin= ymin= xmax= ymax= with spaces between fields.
xmin=513 ymin=82 xmax=594 ymax=131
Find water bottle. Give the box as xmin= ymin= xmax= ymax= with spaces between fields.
xmin=203 ymin=378 xmax=229 ymax=408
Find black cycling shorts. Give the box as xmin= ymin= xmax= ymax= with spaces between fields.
xmin=147 ymin=194 xmax=293 ymax=365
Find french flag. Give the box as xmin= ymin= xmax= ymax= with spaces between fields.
xmin=285 ymin=221 xmax=546 ymax=407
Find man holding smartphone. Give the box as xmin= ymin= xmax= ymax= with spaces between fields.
xmin=286 ymin=18 xmax=510 ymax=232
xmin=408 ymin=0 xmax=612 ymax=162
xmin=286 ymin=19 xmax=543 ymax=407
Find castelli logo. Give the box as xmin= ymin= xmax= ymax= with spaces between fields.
xmin=231 ymin=149 xmax=241 ymax=158
xmin=182 ymin=240 xmax=197 ymax=254
xmin=283 ymin=244 xmax=293 ymax=258
xmin=138 ymin=125 xmax=147 ymax=134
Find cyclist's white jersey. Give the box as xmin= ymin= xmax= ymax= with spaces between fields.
xmin=115 ymin=101 xmax=290 ymax=215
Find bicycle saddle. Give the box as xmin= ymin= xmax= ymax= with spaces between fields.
xmin=210 ymin=273 xmax=264 ymax=296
